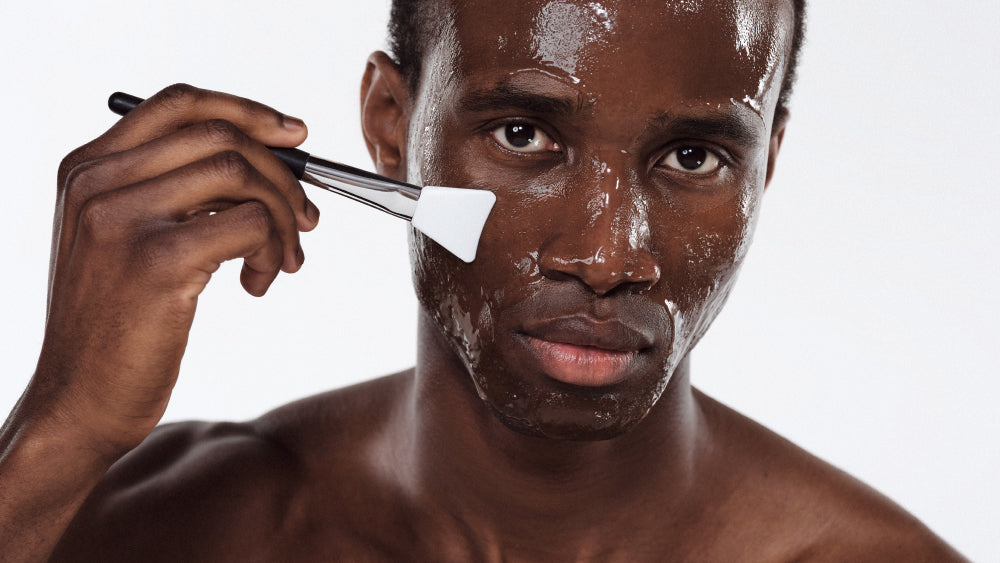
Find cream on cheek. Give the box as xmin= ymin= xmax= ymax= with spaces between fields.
xmin=692 ymin=1 xmax=786 ymax=333
xmin=639 ymin=3 xmax=788 ymax=356
xmin=666 ymin=157 xmax=768 ymax=361
xmin=405 ymin=26 xmax=499 ymax=375
xmin=567 ymin=141 xmax=760 ymax=379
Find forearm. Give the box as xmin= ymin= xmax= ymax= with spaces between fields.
xmin=0 ymin=83 xmax=315 ymax=561
xmin=0 ymin=389 xmax=117 ymax=563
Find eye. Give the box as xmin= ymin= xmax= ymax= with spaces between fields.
xmin=660 ymin=147 xmax=721 ymax=175
xmin=490 ymin=122 xmax=559 ymax=153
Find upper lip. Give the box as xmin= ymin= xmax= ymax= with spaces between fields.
xmin=520 ymin=314 xmax=655 ymax=352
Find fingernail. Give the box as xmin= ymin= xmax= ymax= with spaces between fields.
xmin=306 ymin=199 xmax=320 ymax=225
xmin=282 ymin=115 xmax=306 ymax=132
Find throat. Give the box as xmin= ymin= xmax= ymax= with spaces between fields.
xmin=400 ymin=318 xmax=705 ymax=551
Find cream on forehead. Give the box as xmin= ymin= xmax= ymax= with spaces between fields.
xmin=530 ymin=1 xmax=617 ymax=78
xmin=670 ymin=0 xmax=704 ymax=14
xmin=444 ymin=0 xmax=792 ymax=122
xmin=732 ymin=0 xmax=789 ymax=114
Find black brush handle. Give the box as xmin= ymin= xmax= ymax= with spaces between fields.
xmin=107 ymin=92 xmax=309 ymax=179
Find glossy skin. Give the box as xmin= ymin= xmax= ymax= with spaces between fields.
xmin=406 ymin=0 xmax=787 ymax=440
xmin=0 ymin=1 xmax=967 ymax=561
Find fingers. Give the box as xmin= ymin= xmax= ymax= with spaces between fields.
xmin=63 ymin=119 xmax=318 ymax=232
xmin=33 ymin=85 xmax=316 ymax=457
xmin=79 ymin=150 xmax=304 ymax=282
xmin=159 ymin=150 xmax=302 ymax=274
xmin=52 ymin=84 xmax=321 ymax=299
xmin=174 ymin=202 xmax=288 ymax=297
xmin=111 ymin=84 xmax=306 ymax=158
xmin=58 ymin=83 xmax=307 ymax=186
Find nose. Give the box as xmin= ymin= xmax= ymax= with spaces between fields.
xmin=538 ymin=173 xmax=661 ymax=296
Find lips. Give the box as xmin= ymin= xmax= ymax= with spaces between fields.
xmin=519 ymin=315 xmax=655 ymax=387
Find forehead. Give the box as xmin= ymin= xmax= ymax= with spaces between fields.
xmin=435 ymin=0 xmax=793 ymax=120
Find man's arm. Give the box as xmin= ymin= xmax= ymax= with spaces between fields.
xmin=0 ymin=84 xmax=318 ymax=562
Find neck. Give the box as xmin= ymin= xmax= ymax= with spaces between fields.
xmin=395 ymin=310 xmax=707 ymax=556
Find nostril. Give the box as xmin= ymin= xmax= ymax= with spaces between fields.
xmin=539 ymin=246 xmax=660 ymax=296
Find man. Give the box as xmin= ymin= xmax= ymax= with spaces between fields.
xmin=0 ymin=0 xmax=965 ymax=560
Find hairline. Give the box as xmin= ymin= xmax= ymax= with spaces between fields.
xmin=388 ymin=0 xmax=807 ymax=122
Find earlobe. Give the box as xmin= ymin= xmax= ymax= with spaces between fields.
xmin=764 ymin=108 xmax=789 ymax=189
xmin=360 ymin=51 xmax=411 ymax=181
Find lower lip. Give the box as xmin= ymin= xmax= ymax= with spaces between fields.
xmin=524 ymin=336 xmax=637 ymax=387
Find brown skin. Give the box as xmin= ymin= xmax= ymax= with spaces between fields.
xmin=0 ymin=85 xmax=317 ymax=561
xmin=0 ymin=1 xmax=965 ymax=561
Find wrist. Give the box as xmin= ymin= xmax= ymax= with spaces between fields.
xmin=2 ymin=412 xmax=124 ymax=480
xmin=7 ymin=379 xmax=141 ymax=468
xmin=20 ymin=360 xmax=165 ymax=461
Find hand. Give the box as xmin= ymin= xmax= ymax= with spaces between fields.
xmin=29 ymin=83 xmax=318 ymax=457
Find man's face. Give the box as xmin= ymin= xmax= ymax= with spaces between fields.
xmin=405 ymin=0 xmax=792 ymax=439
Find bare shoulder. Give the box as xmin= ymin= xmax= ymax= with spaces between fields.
xmin=51 ymin=418 xmax=298 ymax=561
xmin=52 ymin=371 xmax=413 ymax=562
xmin=694 ymin=389 xmax=968 ymax=562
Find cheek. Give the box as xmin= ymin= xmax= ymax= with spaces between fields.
xmin=409 ymin=163 xmax=575 ymax=384
xmin=409 ymin=190 xmax=548 ymax=377
xmin=410 ymin=229 xmax=489 ymax=371
xmin=659 ymin=179 xmax=765 ymax=352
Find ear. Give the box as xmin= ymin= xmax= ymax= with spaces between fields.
xmin=360 ymin=51 xmax=412 ymax=182
xmin=764 ymin=108 xmax=790 ymax=189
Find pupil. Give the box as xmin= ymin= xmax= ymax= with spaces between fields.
xmin=506 ymin=124 xmax=535 ymax=148
xmin=677 ymin=148 xmax=707 ymax=170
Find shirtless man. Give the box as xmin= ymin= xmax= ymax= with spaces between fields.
xmin=0 ymin=0 xmax=966 ymax=561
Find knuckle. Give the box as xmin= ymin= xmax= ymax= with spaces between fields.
xmin=63 ymin=158 xmax=103 ymax=189
xmin=58 ymin=144 xmax=94 ymax=188
xmin=153 ymin=83 xmax=200 ymax=113
xmin=240 ymin=202 xmax=281 ymax=250
xmin=241 ymin=200 xmax=272 ymax=231
xmin=62 ymin=158 xmax=111 ymax=209
xmin=202 ymin=119 xmax=245 ymax=148
xmin=210 ymin=150 xmax=253 ymax=182
xmin=77 ymin=193 xmax=122 ymax=241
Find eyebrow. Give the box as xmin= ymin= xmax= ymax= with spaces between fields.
xmin=647 ymin=112 xmax=762 ymax=147
xmin=457 ymin=84 xmax=583 ymax=116
xmin=457 ymin=83 xmax=764 ymax=146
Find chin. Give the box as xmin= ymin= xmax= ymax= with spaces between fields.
xmin=408 ymin=227 xmax=682 ymax=442
xmin=487 ymin=402 xmax=642 ymax=441
xmin=471 ymin=367 xmax=671 ymax=442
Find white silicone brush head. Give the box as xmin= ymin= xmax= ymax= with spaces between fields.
xmin=409 ymin=186 xmax=496 ymax=263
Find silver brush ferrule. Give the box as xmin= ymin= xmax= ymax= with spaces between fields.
xmin=300 ymin=156 xmax=421 ymax=220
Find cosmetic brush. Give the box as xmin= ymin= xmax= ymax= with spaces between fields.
xmin=107 ymin=92 xmax=495 ymax=263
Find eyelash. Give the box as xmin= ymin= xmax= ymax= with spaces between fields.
xmin=656 ymin=143 xmax=730 ymax=177
xmin=485 ymin=119 xmax=562 ymax=156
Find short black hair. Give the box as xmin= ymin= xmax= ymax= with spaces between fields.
xmin=388 ymin=0 xmax=808 ymax=118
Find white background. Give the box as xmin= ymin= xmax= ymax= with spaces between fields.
xmin=1 ymin=1 xmax=996 ymax=559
